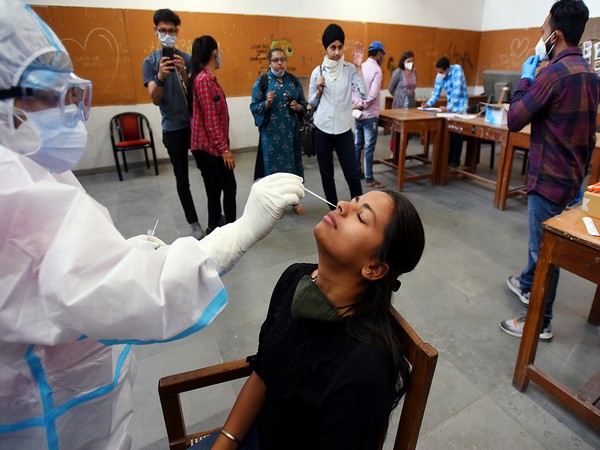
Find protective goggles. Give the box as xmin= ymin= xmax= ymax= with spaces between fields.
xmin=0 ymin=69 xmax=92 ymax=128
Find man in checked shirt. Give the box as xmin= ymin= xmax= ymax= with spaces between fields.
xmin=501 ymin=0 xmax=599 ymax=341
xmin=422 ymin=57 xmax=468 ymax=167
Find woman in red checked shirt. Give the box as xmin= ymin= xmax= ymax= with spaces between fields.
xmin=190 ymin=35 xmax=236 ymax=235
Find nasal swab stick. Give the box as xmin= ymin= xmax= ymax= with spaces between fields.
xmin=304 ymin=187 xmax=336 ymax=208
xmin=147 ymin=219 xmax=159 ymax=238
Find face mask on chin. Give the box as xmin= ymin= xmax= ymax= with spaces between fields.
xmin=535 ymin=31 xmax=556 ymax=62
xmin=5 ymin=106 xmax=88 ymax=173
xmin=271 ymin=68 xmax=285 ymax=77
xmin=435 ymin=72 xmax=447 ymax=82
xmin=158 ymin=32 xmax=176 ymax=48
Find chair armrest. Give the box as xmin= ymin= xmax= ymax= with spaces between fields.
xmin=158 ymin=357 xmax=254 ymax=450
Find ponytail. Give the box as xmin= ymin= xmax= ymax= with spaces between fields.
xmin=189 ymin=35 xmax=218 ymax=114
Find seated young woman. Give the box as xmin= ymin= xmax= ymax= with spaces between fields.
xmin=192 ymin=189 xmax=425 ymax=450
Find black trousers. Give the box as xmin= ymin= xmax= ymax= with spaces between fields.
xmin=162 ymin=127 xmax=199 ymax=224
xmin=314 ymin=128 xmax=363 ymax=209
xmin=192 ymin=151 xmax=237 ymax=229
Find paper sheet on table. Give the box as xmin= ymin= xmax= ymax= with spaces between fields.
xmin=437 ymin=113 xmax=479 ymax=119
xmin=583 ymin=216 xmax=600 ymax=236
xmin=417 ymin=107 xmax=442 ymax=112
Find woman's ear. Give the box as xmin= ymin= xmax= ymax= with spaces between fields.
xmin=362 ymin=260 xmax=389 ymax=281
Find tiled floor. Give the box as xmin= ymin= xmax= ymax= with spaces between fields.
xmin=77 ymin=133 xmax=600 ymax=449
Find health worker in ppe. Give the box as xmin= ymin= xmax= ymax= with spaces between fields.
xmin=0 ymin=1 xmax=304 ymax=449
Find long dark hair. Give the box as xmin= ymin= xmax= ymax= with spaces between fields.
xmin=188 ymin=35 xmax=218 ymax=112
xmin=346 ymin=191 xmax=425 ymax=408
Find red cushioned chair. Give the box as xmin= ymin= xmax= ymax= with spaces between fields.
xmin=110 ymin=112 xmax=159 ymax=181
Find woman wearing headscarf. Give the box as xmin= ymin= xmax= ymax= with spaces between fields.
xmin=308 ymin=23 xmax=368 ymax=209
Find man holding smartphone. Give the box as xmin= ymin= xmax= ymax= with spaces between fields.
xmin=143 ymin=9 xmax=204 ymax=240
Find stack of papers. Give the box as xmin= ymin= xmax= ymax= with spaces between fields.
xmin=417 ymin=107 xmax=442 ymax=112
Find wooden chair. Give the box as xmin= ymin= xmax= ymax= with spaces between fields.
xmin=158 ymin=307 xmax=438 ymax=450
xmin=109 ymin=112 xmax=159 ymax=181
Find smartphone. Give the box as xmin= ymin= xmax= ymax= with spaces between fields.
xmin=162 ymin=47 xmax=175 ymax=60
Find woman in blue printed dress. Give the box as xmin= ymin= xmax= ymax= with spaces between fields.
xmin=250 ymin=48 xmax=307 ymax=214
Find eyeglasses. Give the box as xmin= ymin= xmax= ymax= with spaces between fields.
xmin=0 ymin=69 xmax=93 ymax=127
xmin=157 ymin=28 xmax=178 ymax=36
xmin=270 ymin=57 xmax=287 ymax=64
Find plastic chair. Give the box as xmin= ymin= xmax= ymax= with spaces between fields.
xmin=110 ymin=112 xmax=159 ymax=181
xmin=158 ymin=307 xmax=438 ymax=450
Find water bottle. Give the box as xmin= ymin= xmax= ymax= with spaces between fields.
xmin=403 ymin=96 xmax=409 ymax=110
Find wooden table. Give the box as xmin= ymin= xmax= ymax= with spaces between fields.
xmin=512 ymin=208 xmax=600 ymax=430
xmin=377 ymin=109 xmax=443 ymax=191
xmin=439 ymin=116 xmax=510 ymax=208
xmin=383 ymin=95 xmax=488 ymax=135
xmin=498 ymin=131 xmax=600 ymax=210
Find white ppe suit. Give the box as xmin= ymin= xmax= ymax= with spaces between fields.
xmin=0 ymin=1 xmax=304 ymax=447
xmin=0 ymin=146 xmax=303 ymax=450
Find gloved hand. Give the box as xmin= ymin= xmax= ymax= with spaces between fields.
xmin=202 ymin=173 xmax=305 ymax=273
xmin=127 ymin=234 xmax=167 ymax=250
xmin=521 ymin=55 xmax=540 ymax=82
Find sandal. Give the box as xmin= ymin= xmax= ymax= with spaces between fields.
xmin=365 ymin=180 xmax=386 ymax=189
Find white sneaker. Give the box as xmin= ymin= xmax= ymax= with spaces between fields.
xmin=500 ymin=317 xmax=553 ymax=341
xmin=507 ymin=275 xmax=530 ymax=306
xmin=190 ymin=222 xmax=204 ymax=240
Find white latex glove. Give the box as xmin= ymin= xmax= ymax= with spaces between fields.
xmin=202 ymin=172 xmax=305 ymax=273
xmin=127 ymin=234 xmax=167 ymax=250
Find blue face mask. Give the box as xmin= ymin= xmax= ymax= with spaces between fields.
xmin=271 ymin=68 xmax=286 ymax=77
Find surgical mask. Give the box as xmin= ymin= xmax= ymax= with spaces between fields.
xmin=7 ymin=106 xmax=88 ymax=173
xmin=404 ymin=62 xmax=414 ymax=71
xmin=292 ymin=275 xmax=342 ymax=322
xmin=158 ymin=32 xmax=176 ymax=48
xmin=436 ymin=72 xmax=447 ymax=82
xmin=216 ymin=52 xmax=222 ymax=68
xmin=535 ymin=31 xmax=556 ymax=62
xmin=271 ymin=68 xmax=285 ymax=77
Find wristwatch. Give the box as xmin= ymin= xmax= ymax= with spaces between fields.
xmin=154 ymin=75 xmax=165 ymax=87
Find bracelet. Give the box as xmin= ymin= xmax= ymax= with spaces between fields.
xmin=220 ymin=429 xmax=241 ymax=445
xmin=154 ymin=75 xmax=164 ymax=87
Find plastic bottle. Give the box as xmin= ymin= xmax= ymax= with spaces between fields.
xmin=403 ymin=96 xmax=409 ymax=110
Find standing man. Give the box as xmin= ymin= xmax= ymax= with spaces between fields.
xmin=500 ymin=0 xmax=598 ymax=341
xmin=353 ymin=41 xmax=386 ymax=189
xmin=143 ymin=9 xmax=203 ymax=239
xmin=422 ymin=57 xmax=468 ymax=167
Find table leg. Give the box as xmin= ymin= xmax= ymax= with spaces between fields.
xmin=396 ymin=125 xmax=408 ymax=191
xmin=496 ymin=138 xmax=512 ymax=210
xmin=513 ymin=232 xmax=555 ymax=391
xmin=430 ymin=126 xmax=441 ymax=186
xmin=439 ymin=122 xmax=450 ymax=185
xmin=588 ymin=285 xmax=600 ymax=326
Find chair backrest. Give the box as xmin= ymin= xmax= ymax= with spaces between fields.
xmin=158 ymin=307 xmax=437 ymax=450
xmin=110 ymin=112 xmax=148 ymax=145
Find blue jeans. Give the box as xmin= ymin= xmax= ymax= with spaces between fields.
xmin=519 ymin=193 xmax=565 ymax=323
xmin=354 ymin=117 xmax=379 ymax=182
xmin=315 ymin=128 xmax=363 ymax=208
